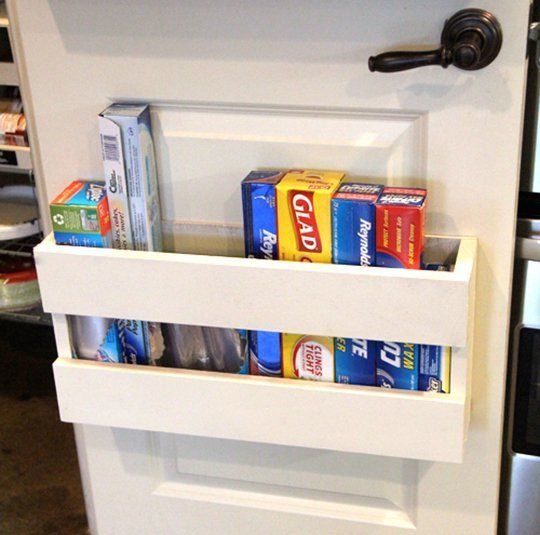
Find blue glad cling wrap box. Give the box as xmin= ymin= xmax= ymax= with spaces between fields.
xmin=242 ymin=170 xmax=285 ymax=376
xmin=331 ymin=183 xmax=383 ymax=266
xmin=376 ymin=341 xmax=419 ymax=390
xmin=334 ymin=338 xmax=377 ymax=385
xmin=419 ymin=345 xmax=451 ymax=393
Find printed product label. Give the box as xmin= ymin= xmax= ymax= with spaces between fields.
xmin=277 ymin=170 xmax=344 ymax=263
xmin=376 ymin=341 xmax=419 ymax=390
xmin=282 ymin=334 xmax=334 ymax=382
xmin=335 ymin=337 xmax=376 ymax=385
xmin=289 ymin=190 xmax=321 ymax=253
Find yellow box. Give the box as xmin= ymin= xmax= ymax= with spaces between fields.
xmin=282 ymin=333 xmax=335 ymax=382
xmin=276 ymin=169 xmax=344 ymax=263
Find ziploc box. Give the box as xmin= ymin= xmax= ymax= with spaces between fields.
xmin=376 ymin=341 xmax=419 ymax=390
xmin=282 ymin=333 xmax=334 ymax=382
xmin=277 ymin=170 xmax=344 ymax=263
xmin=419 ymin=345 xmax=451 ymax=393
xmin=332 ymin=183 xmax=383 ymax=266
xmin=99 ymin=103 xmax=162 ymax=252
xmin=241 ymin=169 xmax=285 ymax=376
xmin=335 ymin=338 xmax=377 ymax=385
xmin=50 ymin=181 xmax=112 ymax=247
xmin=376 ymin=187 xmax=426 ymax=269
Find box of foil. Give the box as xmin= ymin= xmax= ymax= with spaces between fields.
xmin=242 ymin=170 xmax=284 ymax=375
xmin=376 ymin=187 xmax=426 ymax=269
xmin=332 ymin=182 xmax=382 ymax=266
xmin=331 ymin=183 xmax=381 ymax=386
xmin=419 ymin=345 xmax=451 ymax=393
xmin=335 ymin=338 xmax=377 ymax=385
xmin=376 ymin=341 xmax=419 ymax=390
xmin=242 ymin=170 xmax=284 ymax=260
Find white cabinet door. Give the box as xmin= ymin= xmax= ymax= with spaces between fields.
xmin=9 ymin=1 xmax=529 ymax=533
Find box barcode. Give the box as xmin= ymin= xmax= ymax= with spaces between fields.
xmin=101 ymin=134 xmax=119 ymax=162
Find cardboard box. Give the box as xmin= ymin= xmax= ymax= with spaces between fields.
xmin=419 ymin=345 xmax=451 ymax=393
xmin=248 ymin=330 xmax=282 ymax=376
xmin=277 ymin=170 xmax=344 ymax=263
xmin=241 ymin=170 xmax=285 ymax=375
xmin=50 ymin=181 xmax=111 ymax=248
xmin=99 ymin=104 xmax=164 ymax=365
xmin=98 ymin=112 xmax=133 ymax=250
xmin=332 ymin=183 xmax=383 ymax=266
xmin=282 ymin=333 xmax=334 ymax=382
xmin=99 ymin=103 xmax=162 ymax=252
xmin=335 ymin=338 xmax=377 ymax=385
xmin=376 ymin=187 xmax=426 ymax=269
xmin=242 ymin=170 xmax=285 ymax=259
xmin=376 ymin=341 xmax=419 ymax=390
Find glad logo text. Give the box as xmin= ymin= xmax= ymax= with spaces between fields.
xmin=289 ymin=190 xmax=322 ymax=253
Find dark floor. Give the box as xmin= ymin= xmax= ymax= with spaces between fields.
xmin=0 ymin=320 xmax=88 ymax=535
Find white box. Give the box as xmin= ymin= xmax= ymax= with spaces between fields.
xmin=99 ymin=103 xmax=162 ymax=252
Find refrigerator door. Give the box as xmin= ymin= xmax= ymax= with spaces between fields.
xmin=9 ymin=1 xmax=530 ymax=534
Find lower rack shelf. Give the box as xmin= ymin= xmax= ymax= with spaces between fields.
xmin=53 ymin=357 xmax=469 ymax=463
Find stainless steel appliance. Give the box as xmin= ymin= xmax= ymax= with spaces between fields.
xmin=500 ymin=6 xmax=540 ymax=530
xmin=500 ymin=201 xmax=540 ymax=533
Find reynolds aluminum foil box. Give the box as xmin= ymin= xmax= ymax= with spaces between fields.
xmin=50 ymin=181 xmax=112 ymax=248
xmin=376 ymin=187 xmax=426 ymax=269
xmin=419 ymin=345 xmax=451 ymax=393
xmin=99 ymin=103 xmax=162 ymax=252
xmin=282 ymin=333 xmax=334 ymax=382
xmin=277 ymin=170 xmax=344 ymax=263
xmin=335 ymin=338 xmax=377 ymax=385
xmin=376 ymin=341 xmax=419 ymax=390
xmin=242 ymin=169 xmax=285 ymax=259
xmin=248 ymin=330 xmax=282 ymax=376
xmin=332 ymin=183 xmax=383 ymax=266
xmin=241 ymin=170 xmax=284 ymax=375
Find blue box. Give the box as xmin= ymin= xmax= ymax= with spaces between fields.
xmin=249 ymin=330 xmax=282 ymax=376
xmin=335 ymin=337 xmax=376 ymax=385
xmin=376 ymin=341 xmax=419 ymax=390
xmin=419 ymin=345 xmax=451 ymax=393
xmin=96 ymin=322 xmax=123 ymax=363
xmin=117 ymin=319 xmax=151 ymax=365
xmin=52 ymin=231 xmax=111 ymax=248
xmin=242 ymin=170 xmax=285 ymax=259
xmin=332 ymin=183 xmax=383 ymax=266
xmin=242 ymin=170 xmax=285 ymax=376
